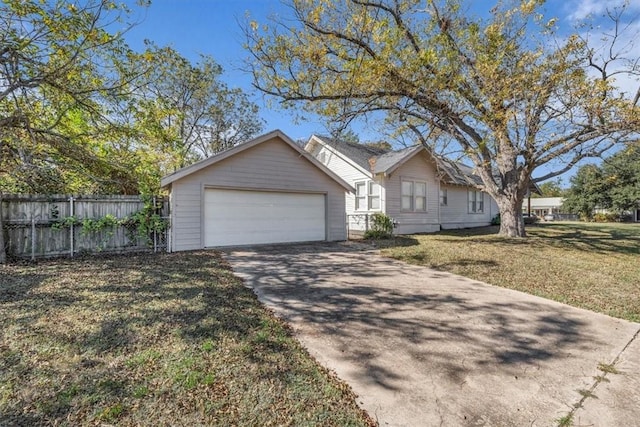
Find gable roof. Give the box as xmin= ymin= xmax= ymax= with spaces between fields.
xmin=310 ymin=135 xmax=388 ymax=171
xmin=309 ymin=134 xmax=479 ymax=184
xmin=160 ymin=130 xmax=353 ymax=191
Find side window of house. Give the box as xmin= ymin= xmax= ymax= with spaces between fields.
xmin=355 ymin=182 xmax=366 ymax=210
xmin=401 ymin=180 xmax=427 ymax=212
xmin=356 ymin=181 xmax=381 ymax=211
xmin=468 ymin=190 xmax=484 ymax=213
xmin=401 ymin=181 xmax=413 ymax=210
xmin=415 ymin=182 xmax=426 ymax=211
xmin=368 ymin=181 xmax=380 ymax=210
xmin=440 ymin=188 xmax=448 ymax=206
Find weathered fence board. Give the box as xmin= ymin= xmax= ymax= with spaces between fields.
xmin=1 ymin=194 xmax=169 ymax=260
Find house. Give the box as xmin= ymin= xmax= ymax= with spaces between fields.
xmin=304 ymin=135 xmax=499 ymax=234
xmin=523 ymin=197 xmax=564 ymax=218
xmin=160 ymin=130 xmax=352 ymax=251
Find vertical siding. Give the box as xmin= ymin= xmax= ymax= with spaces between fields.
xmin=439 ymin=185 xmax=496 ymax=229
xmin=385 ymin=152 xmax=440 ymax=234
xmin=170 ymin=137 xmax=348 ymax=251
xmin=307 ymin=143 xmax=374 ymax=232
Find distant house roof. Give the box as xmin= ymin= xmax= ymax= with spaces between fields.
xmin=435 ymin=157 xmax=484 ymax=186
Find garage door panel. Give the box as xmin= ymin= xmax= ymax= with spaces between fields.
xmin=204 ymin=189 xmax=325 ymax=247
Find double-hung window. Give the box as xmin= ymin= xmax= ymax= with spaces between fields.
xmin=401 ymin=180 xmax=427 ymax=212
xmin=355 ymin=180 xmax=380 ymax=211
xmin=440 ymin=188 xmax=448 ymax=206
xmin=468 ymin=190 xmax=484 ymax=213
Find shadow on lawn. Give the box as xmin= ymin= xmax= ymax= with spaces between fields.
xmin=529 ymin=223 xmax=640 ymax=255
xmin=227 ymin=243 xmax=600 ymax=392
xmin=0 ymin=251 xmax=269 ymax=426
xmin=420 ymin=223 xmax=640 ymax=255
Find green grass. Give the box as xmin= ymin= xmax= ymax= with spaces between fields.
xmin=0 ymin=251 xmax=374 ymax=426
xmin=379 ymin=222 xmax=640 ymax=322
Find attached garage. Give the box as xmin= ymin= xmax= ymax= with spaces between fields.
xmin=161 ymin=130 xmax=352 ymax=250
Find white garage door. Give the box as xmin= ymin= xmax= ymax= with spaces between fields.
xmin=204 ymin=189 xmax=326 ymax=247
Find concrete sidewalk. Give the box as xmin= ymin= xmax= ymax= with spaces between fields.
xmin=225 ymin=242 xmax=640 ymax=426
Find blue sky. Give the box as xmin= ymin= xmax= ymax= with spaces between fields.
xmin=122 ymin=0 xmax=639 ymax=183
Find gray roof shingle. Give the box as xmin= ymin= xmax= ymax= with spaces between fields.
xmin=313 ymin=135 xmax=389 ymax=170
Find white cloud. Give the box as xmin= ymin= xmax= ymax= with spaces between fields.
xmin=565 ymin=0 xmax=640 ymax=23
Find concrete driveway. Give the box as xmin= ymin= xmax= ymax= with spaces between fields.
xmin=224 ymin=242 xmax=640 ymax=427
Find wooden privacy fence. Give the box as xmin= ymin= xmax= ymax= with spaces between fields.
xmin=1 ymin=194 xmax=169 ymax=260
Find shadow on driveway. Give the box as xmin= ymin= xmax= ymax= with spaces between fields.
xmin=225 ymin=242 xmax=639 ymax=426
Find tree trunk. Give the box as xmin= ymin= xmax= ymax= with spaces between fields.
xmin=0 ymin=193 xmax=6 ymax=264
xmin=496 ymin=195 xmax=527 ymax=238
xmin=499 ymin=207 xmax=526 ymax=237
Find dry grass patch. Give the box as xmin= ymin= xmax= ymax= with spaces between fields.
xmin=0 ymin=251 xmax=374 ymax=426
xmin=379 ymin=222 xmax=640 ymax=322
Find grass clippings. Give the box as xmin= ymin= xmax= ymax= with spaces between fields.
xmin=379 ymin=222 xmax=640 ymax=322
xmin=0 ymin=251 xmax=374 ymax=426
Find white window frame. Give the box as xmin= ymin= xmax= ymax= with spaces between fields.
xmin=355 ymin=180 xmax=381 ymax=211
xmin=468 ymin=190 xmax=484 ymax=213
xmin=401 ymin=179 xmax=427 ymax=212
xmin=368 ymin=181 xmax=380 ymax=211
xmin=440 ymin=188 xmax=448 ymax=206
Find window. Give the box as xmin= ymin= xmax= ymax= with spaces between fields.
xmin=440 ymin=188 xmax=448 ymax=206
xmin=355 ymin=180 xmax=381 ymax=211
xmin=355 ymin=182 xmax=366 ymax=211
xmin=368 ymin=181 xmax=380 ymax=210
xmin=401 ymin=181 xmax=413 ymax=210
xmin=401 ymin=180 xmax=427 ymax=212
xmin=469 ymin=190 xmax=484 ymax=213
xmin=415 ymin=182 xmax=426 ymax=211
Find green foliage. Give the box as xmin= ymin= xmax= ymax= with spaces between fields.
xmin=533 ymin=179 xmax=565 ymax=198
xmin=49 ymin=201 xmax=168 ymax=249
xmin=0 ymin=1 xmax=263 ymax=196
xmin=364 ymin=213 xmax=394 ymax=239
xmin=563 ymin=145 xmax=640 ymax=220
xmin=134 ymin=44 xmax=264 ymax=174
xmin=491 ymin=214 xmax=501 ymax=226
xmin=592 ymin=213 xmax=619 ymax=223
xmin=51 ymin=216 xmax=79 ymax=231
xmin=562 ymin=165 xmax=606 ymax=221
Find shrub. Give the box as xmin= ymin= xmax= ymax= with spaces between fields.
xmin=523 ymin=215 xmax=539 ymax=225
xmin=364 ymin=213 xmax=394 ymax=239
xmin=593 ymin=213 xmax=619 ymax=222
xmin=491 ymin=214 xmax=501 ymax=225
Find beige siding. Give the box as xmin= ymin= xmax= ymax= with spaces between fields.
xmin=439 ymin=185 xmax=497 ymax=229
xmin=170 ymin=136 xmax=347 ymax=251
xmin=385 ymin=152 xmax=440 ymax=234
xmin=308 ymin=143 xmax=376 ymax=232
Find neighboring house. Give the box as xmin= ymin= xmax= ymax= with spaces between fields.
xmin=524 ymin=197 xmax=564 ymax=217
xmin=161 ymin=130 xmax=352 ymax=251
xmin=304 ymin=135 xmax=499 ymax=234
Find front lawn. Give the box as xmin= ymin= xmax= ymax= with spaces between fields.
xmin=380 ymin=222 xmax=640 ymax=322
xmin=0 ymin=252 xmax=374 ymax=426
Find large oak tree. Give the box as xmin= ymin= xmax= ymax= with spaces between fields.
xmin=246 ymin=0 xmax=640 ymax=237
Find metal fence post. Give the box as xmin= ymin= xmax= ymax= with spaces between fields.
xmin=69 ymin=196 xmax=74 ymax=258
xmin=152 ymin=196 xmax=157 ymax=253
xmin=31 ymin=216 xmax=36 ymax=261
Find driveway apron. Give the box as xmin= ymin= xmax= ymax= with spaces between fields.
xmin=224 ymin=242 xmax=640 ymax=427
